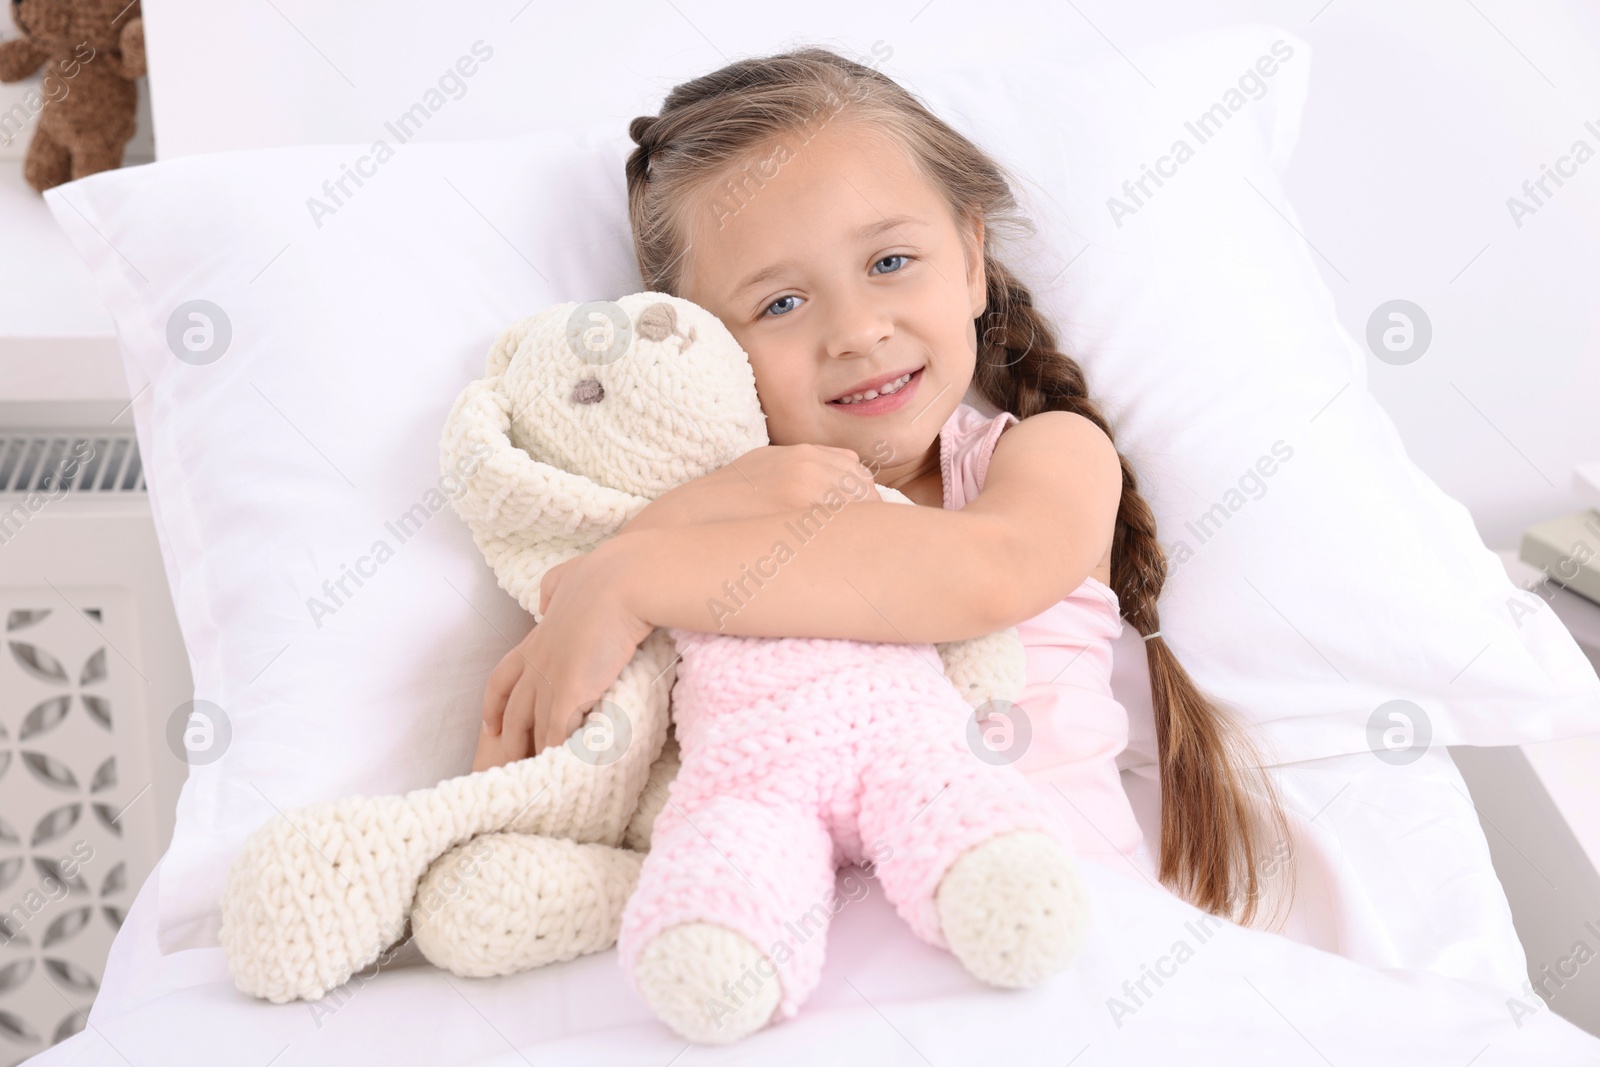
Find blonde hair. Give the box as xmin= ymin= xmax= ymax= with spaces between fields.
xmin=624 ymin=46 xmax=1293 ymax=926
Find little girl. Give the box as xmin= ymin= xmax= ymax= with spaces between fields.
xmin=477 ymin=46 xmax=1290 ymax=929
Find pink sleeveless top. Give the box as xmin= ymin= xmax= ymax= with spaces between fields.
xmin=940 ymin=402 xmax=1146 ymax=871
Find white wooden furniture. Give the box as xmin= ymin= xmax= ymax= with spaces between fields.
xmin=1449 ymin=553 xmax=1600 ymax=1036
xmin=0 ymin=159 xmax=189 ymax=1064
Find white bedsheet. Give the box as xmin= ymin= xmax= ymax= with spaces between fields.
xmin=1124 ymin=749 xmax=1534 ymax=993
xmin=28 ymin=751 xmax=1600 ymax=1066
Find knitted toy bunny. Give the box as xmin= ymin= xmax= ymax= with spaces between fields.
xmin=417 ymin=292 xmax=1090 ymax=1044
xmin=218 ymin=623 xmax=679 ymax=1003
xmin=217 ymin=293 xmax=1089 ymax=1034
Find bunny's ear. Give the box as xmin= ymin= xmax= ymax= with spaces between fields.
xmin=438 ymin=370 xmax=649 ymax=616
xmin=480 ymin=313 xmax=543 ymax=378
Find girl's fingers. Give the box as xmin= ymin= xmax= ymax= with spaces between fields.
xmin=538 ymin=568 xmax=560 ymax=616
xmin=533 ymin=693 xmax=553 ymax=756
xmin=471 ymin=726 xmax=505 ymax=773
xmin=830 ymin=445 xmax=868 ymax=468
xmin=563 ymin=699 xmax=593 ymax=755
xmin=502 ymin=668 xmax=541 ymax=761
xmin=536 ymin=693 xmax=581 ymax=757
xmin=825 ymin=447 xmax=874 ymax=484
xmin=533 ymin=690 xmax=565 ymax=757
xmin=481 ymin=647 xmax=524 ymax=736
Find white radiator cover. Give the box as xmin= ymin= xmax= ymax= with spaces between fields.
xmin=0 ymin=426 xmax=192 ymax=1066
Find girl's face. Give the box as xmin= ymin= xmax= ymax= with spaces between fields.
xmin=678 ymin=119 xmax=986 ymax=493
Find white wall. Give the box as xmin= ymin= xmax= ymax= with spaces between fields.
xmin=134 ymin=0 xmax=1600 ymax=549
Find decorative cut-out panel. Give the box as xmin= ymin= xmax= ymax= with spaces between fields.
xmin=0 ymin=591 xmax=156 ymax=1066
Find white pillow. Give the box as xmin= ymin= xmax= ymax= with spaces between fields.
xmin=47 ymin=24 xmax=1599 ymax=955
xmin=906 ymin=28 xmax=1599 ymax=769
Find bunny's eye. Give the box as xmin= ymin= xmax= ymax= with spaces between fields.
xmin=570 ymin=379 xmax=605 ymax=405
xmin=636 ymin=302 xmax=677 ymax=341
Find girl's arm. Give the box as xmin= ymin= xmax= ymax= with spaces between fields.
xmin=474 ymin=411 xmax=1121 ymax=763
xmin=603 ymin=410 xmax=1122 ymax=643
xmin=615 ymin=442 xmax=872 ymax=536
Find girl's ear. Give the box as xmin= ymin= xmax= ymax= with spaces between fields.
xmin=964 ymin=213 xmax=988 ymax=319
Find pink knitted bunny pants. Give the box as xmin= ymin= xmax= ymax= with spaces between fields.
xmin=616 ymin=627 xmax=1073 ymax=1022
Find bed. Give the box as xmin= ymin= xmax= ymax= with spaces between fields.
xmin=28 ymin=743 xmax=1600 ymax=1065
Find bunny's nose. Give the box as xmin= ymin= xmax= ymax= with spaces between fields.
xmin=571 ymin=378 xmax=605 ymax=404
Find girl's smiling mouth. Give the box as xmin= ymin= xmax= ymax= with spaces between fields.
xmin=826 ymin=366 xmax=924 ymax=414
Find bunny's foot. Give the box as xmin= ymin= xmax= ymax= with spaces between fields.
xmin=412 ymin=833 xmax=642 ymax=977
xmin=935 ymin=830 xmax=1089 ymax=988
xmin=632 ymin=922 xmax=782 ymax=1045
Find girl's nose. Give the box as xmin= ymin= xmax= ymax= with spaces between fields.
xmin=824 ymin=288 xmax=893 ymax=360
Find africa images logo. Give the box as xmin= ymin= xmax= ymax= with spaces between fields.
xmin=304 ymin=41 xmax=495 ymax=229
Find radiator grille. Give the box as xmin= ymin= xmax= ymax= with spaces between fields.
xmin=0 ymin=434 xmax=144 ymax=496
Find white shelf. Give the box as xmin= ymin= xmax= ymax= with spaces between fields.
xmin=1496 ymin=548 xmax=1600 ymax=877
xmin=0 ymin=167 xmax=127 ymax=403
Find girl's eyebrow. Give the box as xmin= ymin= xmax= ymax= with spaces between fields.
xmin=729 ymin=214 xmax=928 ymax=296
xmin=854 ymin=212 xmax=926 ymax=242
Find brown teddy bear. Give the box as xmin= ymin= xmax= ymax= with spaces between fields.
xmin=0 ymin=0 xmax=145 ymax=192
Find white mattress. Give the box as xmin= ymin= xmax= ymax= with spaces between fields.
xmin=27 ymin=747 xmax=1600 ymax=1065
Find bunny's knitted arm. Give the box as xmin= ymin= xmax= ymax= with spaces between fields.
xmin=936 ymin=627 xmax=1026 ymax=709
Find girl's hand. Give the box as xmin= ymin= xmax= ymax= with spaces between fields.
xmin=619 ymin=444 xmax=881 ymax=534
xmin=476 ymin=544 xmax=655 ymax=767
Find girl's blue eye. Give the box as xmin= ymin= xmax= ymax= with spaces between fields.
xmin=873 ymin=254 xmax=909 ymax=274
xmin=765 ymin=294 xmax=801 ymax=318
